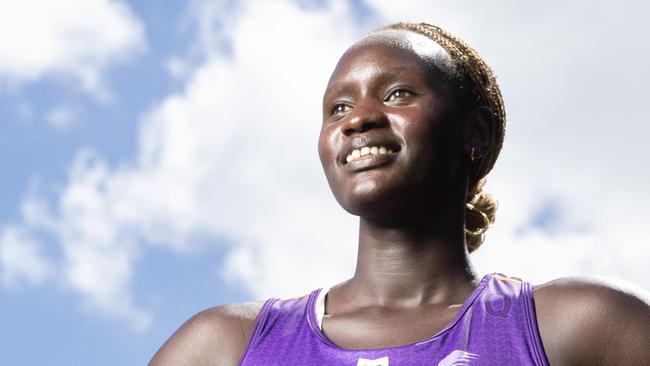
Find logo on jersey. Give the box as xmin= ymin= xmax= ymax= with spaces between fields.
xmin=437 ymin=350 xmax=478 ymax=365
xmin=485 ymin=292 xmax=512 ymax=318
xmin=356 ymin=356 xmax=389 ymax=366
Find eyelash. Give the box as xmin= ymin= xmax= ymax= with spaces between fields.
xmin=331 ymin=103 xmax=351 ymax=116
xmin=329 ymin=88 xmax=414 ymax=117
xmin=385 ymin=88 xmax=413 ymax=102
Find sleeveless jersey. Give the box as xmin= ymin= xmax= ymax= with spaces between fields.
xmin=238 ymin=273 xmax=549 ymax=365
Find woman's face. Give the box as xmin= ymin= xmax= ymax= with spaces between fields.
xmin=318 ymin=30 xmax=468 ymax=219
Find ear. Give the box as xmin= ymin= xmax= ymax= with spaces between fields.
xmin=463 ymin=106 xmax=495 ymax=159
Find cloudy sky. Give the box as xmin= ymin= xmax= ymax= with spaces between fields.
xmin=1 ymin=0 xmax=649 ymax=365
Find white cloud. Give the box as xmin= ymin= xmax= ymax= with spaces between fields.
xmin=46 ymin=104 xmax=77 ymax=130
xmin=1 ymin=0 xmax=364 ymax=331
xmin=120 ymin=0 xmax=365 ymax=297
xmin=4 ymin=0 xmax=650 ymax=332
xmin=56 ymin=152 xmax=152 ymax=332
xmin=367 ymin=0 xmax=650 ymax=288
xmin=166 ymin=57 xmax=190 ymax=80
xmin=0 ymin=0 xmax=144 ymax=94
xmin=151 ymin=0 xmax=650 ymax=294
xmin=0 ymin=225 xmax=52 ymax=287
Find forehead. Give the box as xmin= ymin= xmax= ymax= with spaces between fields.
xmin=326 ymin=29 xmax=456 ymax=91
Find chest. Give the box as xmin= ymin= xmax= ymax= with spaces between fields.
xmin=320 ymin=305 xmax=462 ymax=350
xmin=240 ymin=278 xmax=549 ymax=365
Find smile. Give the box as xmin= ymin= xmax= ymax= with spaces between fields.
xmin=345 ymin=145 xmax=394 ymax=163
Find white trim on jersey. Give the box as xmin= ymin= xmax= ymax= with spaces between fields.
xmin=316 ymin=287 xmax=330 ymax=331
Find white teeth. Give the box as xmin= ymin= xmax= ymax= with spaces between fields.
xmin=345 ymin=145 xmax=394 ymax=163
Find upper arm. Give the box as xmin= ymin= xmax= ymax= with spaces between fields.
xmin=534 ymin=277 xmax=650 ymax=366
xmin=148 ymin=302 xmax=263 ymax=366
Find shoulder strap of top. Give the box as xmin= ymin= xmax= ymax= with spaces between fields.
xmin=520 ymin=278 xmax=550 ymax=366
xmin=238 ymin=297 xmax=277 ymax=364
xmin=482 ymin=273 xmax=549 ymax=366
xmin=238 ymin=291 xmax=317 ymax=365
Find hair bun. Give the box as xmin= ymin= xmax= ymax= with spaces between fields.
xmin=465 ymin=179 xmax=497 ymax=252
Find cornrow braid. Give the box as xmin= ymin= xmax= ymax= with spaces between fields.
xmin=381 ymin=22 xmax=506 ymax=252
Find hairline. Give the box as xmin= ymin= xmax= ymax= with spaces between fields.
xmin=325 ymin=30 xmax=462 ymax=107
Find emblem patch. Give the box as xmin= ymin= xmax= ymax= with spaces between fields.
xmin=356 ymin=356 xmax=389 ymax=366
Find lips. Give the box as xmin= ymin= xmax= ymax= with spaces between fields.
xmin=339 ymin=135 xmax=401 ymax=165
xmin=343 ymin=151 xmax=398 ymax=171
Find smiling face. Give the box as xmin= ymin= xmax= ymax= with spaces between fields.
xmin=319 ymin=30 xmax=470 ymax=220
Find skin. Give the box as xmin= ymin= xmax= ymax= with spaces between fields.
xmin=149 ymin=29 xmax=650 ymax=366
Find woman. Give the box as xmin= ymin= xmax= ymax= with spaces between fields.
xmin=149 ymin=22 xmax=650 ymax=365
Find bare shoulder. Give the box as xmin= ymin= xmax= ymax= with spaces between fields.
xmin=148 ymin=301 xmax=264 ymax=366
xmin=533 ymin=276 xmax=650 ymax=366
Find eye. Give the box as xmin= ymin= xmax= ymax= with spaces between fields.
xmin=331 ymin=103 xmax=351 ymax=117
xmin=385 ymin=88 xmax=413 ymax=102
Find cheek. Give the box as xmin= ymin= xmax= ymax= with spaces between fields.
xmin=317 ymin=126 xmax=359 ymax=211
xmin=317 ymin=127 xmax=341 ymax=188
xmin=398 ymin=112 xmax=464 ymax=184
xmin=317 ymin=133 xmax=326 ymax=166
xmin=317 ymin=127 xmax=333 ymax=169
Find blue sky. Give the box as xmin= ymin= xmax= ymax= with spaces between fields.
xmin=0 ymin=1 xmax=241 ymax=364
xmin=1 ymin=1 xmax=649 ymax=365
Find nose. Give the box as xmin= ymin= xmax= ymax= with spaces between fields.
xmin=340 ymin=101 xmax=388 ymax=136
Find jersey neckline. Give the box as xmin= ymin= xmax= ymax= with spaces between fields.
xmin=305 ymin=273 xmax=492 ymax=352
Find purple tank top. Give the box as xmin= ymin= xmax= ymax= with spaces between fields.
xmin=238 ymin=273 xmax=549 ymax=365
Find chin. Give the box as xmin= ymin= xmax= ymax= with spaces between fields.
xmin=335 ymin=185 xmax=408 ymax=219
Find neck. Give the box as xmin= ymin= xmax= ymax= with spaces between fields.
xmin=343 ymin=201 xmax=478 ymax=308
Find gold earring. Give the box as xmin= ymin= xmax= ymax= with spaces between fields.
xmin=470 ymin=147 xmax=477 ymax=161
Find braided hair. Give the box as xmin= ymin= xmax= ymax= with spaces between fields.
xmin=380 ymin=22 xmax=506 ymax=252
